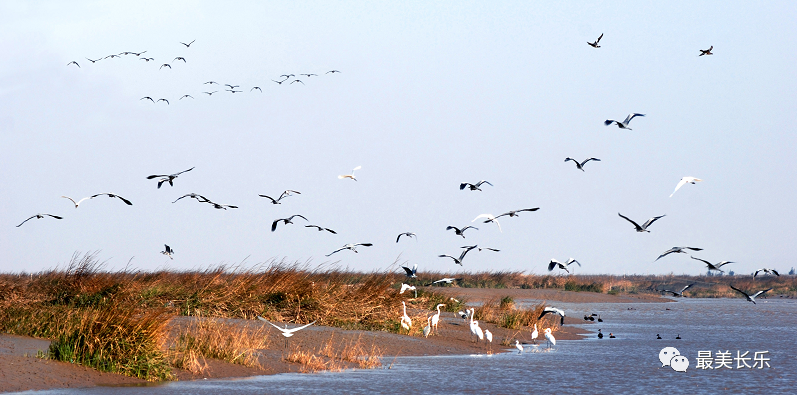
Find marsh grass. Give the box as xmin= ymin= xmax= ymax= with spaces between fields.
xmin=285 ymin=333 xmax=383 ymax=373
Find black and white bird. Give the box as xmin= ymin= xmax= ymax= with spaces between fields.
xmin=588 ymin=33 xmax=603 ymax=48
xmin=690 ymin=256 xmax=733 ymax=273
xmin=326 ymin=243 xmax=373 ymax=256
xmin=16 ymin=214 xmax=63 ymax=227
xmin=604 ymin=113 xmax=645 ymax=130
xmin=495 ymin=208 xmax=539 ymax=219
xmin=305 ymin=225 xmax=336 ymax=234
xmin=271 ymin=214 xmax=308 ymax=232
xmin=564 ymin=157 xmax=601 ymax=171
xmin=172 ymin=193 xmax=210 ymax=204
xmin=670 ymin=177 xmax=703 ymax=197
xmin=401 ymin=264 xmax=418 ymax=278
xmin=161 ymin=244 xmax=174 ymax=259
xmin=548 ymin=258 xmax=581 ymax=273
xmin=729 ymin=286 xmax=771 ymax=304
xmin=89 ymin=193 xmax=132 ymax=206
xmin=206 ymin=202 xmax=238 ymax=210
xmin=655 ymin=246 xmax=703 ymax=261
xmin=426 ymin=277 xmax=461 ymax=286
xmin=146 ymin=167 xmax=195 ymax=188
xmin=472 ymin=214 xmax=501 ymax=232
xmin=538 ymin=306 xmax=566 ymax=326
xmin=659 ymin=283 xmax=695 ymax=297
xmin=460 ymin=180 xmax=493 ymax=191
xmin=61 ymin=195 xmax=90 ymax=208
xmin=618 ymin=213 xmax=665 ymax=233
xmin=259 ymin=190 xmax=301 ymax=204
xmin=753 ymin=268 xmax=780 ymax=277
xmin=396 ymin=232 xmax=417 ymax=243
xmin=446 ymin=225 xmax=478 ymax=238
xmin=699 ymin=46 xmax=713 ymax=56
xmin=438 ymin=245 xmax=479 ymax=266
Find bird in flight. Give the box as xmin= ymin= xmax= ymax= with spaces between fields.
xmin=157 ymin=98 xmax=169 ymax=105
xmin=203 ymin=91 xmax=218 ymax=96
xmin=225 ymin=84 xmax=239 ymax=89
xmin=300 ymin=73 xmax=317 ymax=77
xmin=326 ymin=70 xmax=341 ymax=74
xmin=618 ymin=213 xmax=665 ymax=233
xmin=699 ymin=46 xmax=713 ymax=56
xmin=204 ymin=81 xmax=218 ymax=85
xmin=439 ymin=245 xmax=479 ymax=266
xmin=291 ymin=80 xmax=304 ymax=85
xmin=753 ymin=268 xmax=780 ymax=277
xmin=67 ymin=61 xmax=80 ymax=68
xmin=670 ymin=177 xmax=703 ymax=197
xmin=659 ymin=283 xmax=695 ymax=297
xmin=172 ymin=193 xmax=210 ymax=204
xmin=85 ymin=57 xmax=101 ymax=63
xmin=104 ymin=54 xmax=119 ymax=59
xmin=691 ymin=256 xmax=733 ymax=273
xmin=174 ymin=57 xmax=186 ymax=63
xmin=251 ymin=87 xmax=262 ymax=92
xmin=280 ymin=74 xmax=295 ymax=79
xmin=538 ymin=306 xmax=566 ymax=326
xmin=495 ymin=208 xmax=539 ymax=219
xmin=180 ymin=40 xmax=195 ymax=48
xmin=257 ymin=316 xmax=316 ymax=338
xmin=271 ymin=214 xmax=309 ymax=232
xmin=161 ymin=244 xmax=174 ymax=259
xmin=655 ymin=246 xmax=703 ymax=261
xmin=564 ymin=157 xmax=601 ymax=171
xmin=401 ymin=264 xmax=417 ymax=278
xmin=396 ymin=232 xmax=417 ymax=243
xmin=140 ymin=57 xmax=154 ymax=62
xmin=259 ymin=190 xmax=301 ymax=204
xmin=305 ymin=225 xmax=336 ymax=234
xmin=90 ymin=193 xmax=133 ymax=206
xmin=159 ymin=64 xmax=171 ymax=69
xmin=326 ymin=243 xmax=373 ymax=256
xmin=548 ymin=258 xmax=581 ymax=273
xmin=729 ymin=286 xmax=771 ymax=304
xmin=272 ymin=79 xmax=287 ymax=85
xmin=446 ymin=225 xmax=477 ymax=238
xmin=226 ymin=89 xmax=243 ymax=93
xmin=338 ymin=166 xmax=362 ymax=181
xmin=604 ymin=113 xmax=645 ymax=130
xmin=426 ymin=277 xmax=461 ymax=286
xmin=140 ymin=97 xmax=155 ymax=102
xmin=472 ymin=214 xmax=502 ymax=232
xmin=207 ymin=202 xmax=238 ymax=210
xmin=16 ymin=213 xmax=63 ymax=227
xmin=588 ymin=33 xmax=603 ymax=48
xmin=460 ymin=180 xmax=492 ymax=191
xmin=61 ymin=195 xmax=90 ymax=208
xmin=180 ymin=95 xmax=194 ymax=100
xmin=146 ymin=167 xmax=195 ymax=188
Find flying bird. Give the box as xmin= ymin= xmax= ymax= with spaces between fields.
xmin=271 ymin=214 xmax=309 ymax=232
xmin=90 ymin=193 xmax=132 ymax=205
xmin=104 ymin=54 xmax=119 ymax=59
xmin=139 ymin=57 xmax=154 ymax=62
xmin=159 ymin=64 xmax=171 ymax=69
xmin=548 ymin=258 xmax=581 ymax=273
xmin=225 ymin=84 xmax=239 ymax=89
xmin=426 ymin=277 xmax=460 ymax=286
xmin=180 ymin=95 xmax=194 ymax=100
xmin=326 ymin=243 xmax=373 ymax=256
xmin=161 ymin=244 xmax=174 ymax=259
xmin=604 ymin=113 xmax=645 ymax=130
xmin=85 ymin=57 xmax=101 ymax=63
xmin=272 ymin=79 xmax=287 ymax=84
xmin=140 ymin=96 xmax=155 ymax=102
xmin=655 ymin=246 xmax=703 ymax=261
xmin=157 ymin=98 xmax=169 ymax=105
xmin=670 ymin=177 xmax=703 ymax=197
xmin=438 ymin=245 xmax=479 ymax=266
xmin=753 ymin=268 xmax=780 ymax=277
xmin=401 ymin=264 xmax=417 ymax=278
xmin=588 ymin=33 xmax=603 ymax=48
xmin=690 ymin=256 xmax=733 ymax=273
xmin=226 ymin=89 xmax=242 ymax=93
xmin=146 ymin=167 xmax=195 ymax=189
xmin=338 ymin=166 xmax=361 ymax=181
xmin=259 ymin=190 xmax=301 ymax=204
xmin=326 ymin=70 xmax=341 ymax=74
xmin=290 ymin=79 xmax=304 ymax=85
xmin=251 ymin=87 xmax=262 ymax=92
xmin=300 ymin=73 xmax=317 ymax=77
xmin=618 ymin=213 xmax=665 ymax=233
xmin=173 ymin=57 xmax=186 ymax=63
xmin=305 ymin=225 xmax=336 ymax=234
xmin=399 ymin=283 xmax=416 ymax=296
xmin=472 ymin=214 xmax=501 ymax=232
xmin=206 ymin=202 xmax=238 ymax=210
xmin=67 ymin=61 xmax=80 ymax=68
xmin=396 ymin=232 xmax=417 ymax=243
xmin=729 ymin=286 xmax=771 ymax=304
xmin=61 ymin=195 xmax=90 ymax=208
xmin=446 ymin=225 xmax=477 ymax=238
xmin=495 ymin=208 xmax=539 ymax=219
xmin=16 ymin=214 xmax=63 ymax=227
xmin=180 ymin=40 xmax=195 ymax=47
xmin=699 ymin=46 xmax=713 ymax=56
xmin=257 ymin=317 xmax=315 ymax=337
xmin=204 ymin=81 xmax=218 ymax=85
xmin=172 ymin=193 xmax=210 ymax=204
xmin=203 ymin=91 xmax=218 ymax=95
xmin=564 ymin=157 xmax=601 ymax=171
xmin=460 ymin=180 xmax=492 ymax=191
xmin=538 ymin=306 xmax=566 ymax=326
xmin=659 ymin=283 xmax=695 ymax=297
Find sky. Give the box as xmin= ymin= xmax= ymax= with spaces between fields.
xmin=1 ymin=1 xmax=796 ymax=276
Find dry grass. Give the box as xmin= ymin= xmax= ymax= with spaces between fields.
xmin=284 ymin=333 xmax=383 ymax=373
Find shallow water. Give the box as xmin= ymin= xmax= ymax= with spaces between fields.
xmin=22 ymin=298 xmax=797 ymax=395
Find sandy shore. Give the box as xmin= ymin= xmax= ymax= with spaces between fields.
xmin=0 ymin=288 xmax=666 ymax=393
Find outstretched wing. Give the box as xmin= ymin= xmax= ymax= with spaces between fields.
xmin=174 ymin=167 xmax=195 ymax=176
xmin=623 ymin=113 xmax=645 ymax=124
xmin=670 ymin=178 xmax=689 ymax=197
xmin=751 ymin=288 xmax=772 ymax=299
xmin=596 ymin=33 xmax=603 ymax=43
xmin=580 ymin=158 xmax=601 ymax=167
xmin=259 ymin=195 xmax=278 ymax=204
xmin=271 ymin=219 xmax=282 ymax=232
xmin=680 ymin=283 xmax=695 ymax=294
xmin=288 ymin=214 xmax=308 ymax=222
xmin=728 ymin=285 xmax=749 ymax=298
xmin=617 ymin=213 xmax=642 ymax=230
xmin=641 ymin=215 xmax=666 ymax=230
xmin=16 ymin=215 xmax=37 ymax=227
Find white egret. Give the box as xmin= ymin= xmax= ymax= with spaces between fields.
xmin=423 ymin=316 xmax=431 ymax=338
xmin=514 ymin=339 xmax=523 ymax=354
xmin=400 ymin=302 xmax=412 ymax=333
xmin=431 ymin=304 xmax=445 ymax=333
xmin=485 ymin=329 xmax=493 ymax=352
xmin=338 ymin=166 xmax=361 ymax=181
xmin=670 ymin=177 xmax=703 ymax=197
xmin=544 ymin=328 xmax=556 ymax=347
xmin=257 ymin=316 xmax=316 ymax=348
xmin=531 ymin=324 xmax=539 ymax=344
xmin=472 ymin=214 xmax=502 ymax=232
xmin=399 ymin=283 xmax=417 ymax=298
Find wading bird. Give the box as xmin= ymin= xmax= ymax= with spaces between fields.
xmin=588 ymin=33 xmax=603 ymax=48
xmin=401 ymin=264 xmax=417 ymax=278
xmin=438 ymin=245 xmax=479 ymax=266
xmin=655 ymin=246 xmax=703 ymax=261
xmin=548 ymin=258 xmax=581 ymax=274
xmin=180 ymin=40 xmax=195 ymax=47
xmin=400 ymin=302 xmax=412 ymax=333
xmin=460 ymin=180 xmax=493 ymax=191
xmin=485 ymin=329 xmax=493 ymax=352
xmin=326 ymin=243 xmax=373 ymax=256
xmin=172 ymin=193 xmax=210 ymax=204
xmin=604 ymin=113 xmax=645 ymax=130
xmin=659 ymin=283 xmax=695 ymax=297
xmin=161 ymin=244 xmax=174 ymax=259
xmin=426 ymin=277 xmax=460 ymax=286
xmin=754 ymin=268 xmax=780 ymax=277
xmin=423 ymin=316 xmax=431 ymax=338
xmin=691 ymin=256 xmax=733 ymax=273
xmin=472 ymin=214 xmax=502 ymax=232
xmin=396 ymin=232 xmax=417 ymax=243
xmin=531 ymin=324 xmax=539 ymax=344
xmin=338 ymin=166 xmax=361 ymax=181
xmin=271 ymin=214 xmax=308 ymax=231
xmin=305 ymin=225 xmax=336 ymax=234
xmin=564 ymin=157 xmax=601 ymax=171
xmin=67 ymin=61 xmax=80 ymax=68
xmin=431 ymin=304 xmax=445 ymax=334
xmin=495 ymin=208 xmax=539 ymax=218
xmin=538 ymin=306 xmax=566 ymax=326
xmin=147 ymin=167 xmax=194 ymax=188
xmin=446 ymin=225 xmax=477 ymax=238
xmin=259 ymin=190 xmax=301 ymax=204
xmin=90 ymin=193 xmax=132 ymax=205
xmin=618 ymin=213 xmax=665 ymax=233
xmin=399 ymin=283 xmax=417 ymax=298
xmin=257 ymin=316 xmax=315 ymax=348
xmin=544 ymin=328 xmax=556 ymax=347
xmin=514 ymin=339 xmax=523 ymax=354
xmin=16 ymin=213 xmax=63 ymax=227
xmin=729 ymin=286 xmax=772 ymax=304
xmin=469 ymin=309 xmax=484 ymax=342
xmin=699 ymin=46 xmax=713 ymax=56
xmin=670 ymin=177 xmax=703 ymax=197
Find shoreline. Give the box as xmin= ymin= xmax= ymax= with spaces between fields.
xmin=0 ymin=288 xmax=664 ymax=393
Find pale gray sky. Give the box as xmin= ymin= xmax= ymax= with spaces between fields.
xmin=2 ymin=1 xmax=796 ymax=276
